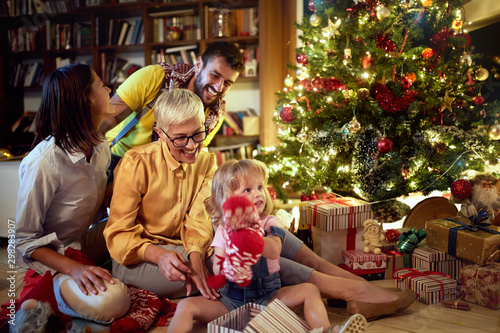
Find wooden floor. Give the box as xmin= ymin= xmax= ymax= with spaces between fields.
xmin=1 ymin=240 xmax=498 ymax=332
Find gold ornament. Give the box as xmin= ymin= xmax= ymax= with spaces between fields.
xmin=475 ymin=67 xmax=489 ymax=81
xmin=297 ymin=130 xmax=308 ymax=143
xmin=376 ymin=6 xmax=391 ymax=20
xmin=451 ymin=19 xmax=463 ymax=30
xmin=322 ymin=18 xmax=341 ymax=39
xmin=488 ymin=123 xmax=500 ymax=140
xmin=324 ymin=49 xmax=338 ymax=58
xmin=0 ymin=148 xmax=13 ymax=159
xmin=440 ymin=90 xmax=455 ymax=112
xmin=400 ymin=0 xmax=414 ymax=9
xmin=357 ymin=88 xmax=370 ymax=100
xmin=459 ymin=52 xmax=472 ymax=66
xmin=284 ymin=75 xmax=294 ymax=87
xmin=348 ymin=116 xmax=361 ymax=133
xmin=310 ymin=13 xmax=322 ymax=27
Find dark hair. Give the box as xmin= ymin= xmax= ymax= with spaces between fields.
xmin=201 ymin=41 xmax=245 ymax=74
xmin=32 ymin=64 xmax=103 ymax=153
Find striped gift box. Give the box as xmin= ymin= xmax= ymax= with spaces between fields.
xmin=412 ymin=246 xmax=473 ymax=280
xmin=342 ymin=249 xmax=387 ymax=270
xmin=305 ymin=196 xmax=372 ymax=231
xmin=393 ymin=267 xmax=458 ymax=305
xmin=208 ymin=303 xmax=265 ymax=333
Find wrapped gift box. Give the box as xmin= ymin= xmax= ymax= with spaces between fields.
xmin=412 ymin=246 xmax=473 ymax=280
xmin=383 ymin=250 xmax=405 ymax=279
xmin=342 ymin=249 xmax=387 ymax=270
xmin=306 ymin=196 xmax=372 ymax=232
xmin=460 ymin=263 xmax=500 ymax=310
xmin=425 ymin=217 xmax=500 ymax=265
xmin=208 ymin=299 xmax=310 ymax=333
xmin=311 ymin=226 xmax=364 ymax=265
xmin=393 ymin=268 xmax=458 ymax=305
xmin=339 ymin=263 xmax=385 ymax=281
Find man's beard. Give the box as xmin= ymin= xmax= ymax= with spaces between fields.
xmin=193 ymin=74 xmax=222 ymax=107
xmin=471 ymin=183 xmax=500 ymax=218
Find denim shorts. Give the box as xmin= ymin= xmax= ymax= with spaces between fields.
xmin=218 ymin=272 xmax=282 ymax=311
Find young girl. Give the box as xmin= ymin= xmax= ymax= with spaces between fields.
xmin=167 ymin=159 xmax=366 ymax=333
xmin=13 ymin=64 xmax=130 ymax=324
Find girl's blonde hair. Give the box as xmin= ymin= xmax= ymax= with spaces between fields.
xmin=205 ymin=159 xmax=273 ymax=225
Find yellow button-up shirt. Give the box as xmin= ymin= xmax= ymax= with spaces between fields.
xmin=104 ymin=140 xmax=216 ymax=266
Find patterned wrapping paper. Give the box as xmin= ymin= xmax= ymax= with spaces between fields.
xmin=425 ymin=217 xmax=500 ymax=265
xmin=305 ymin=196 xmax=372 ymax=231
xmin=339 ymin=263 xmax=386 ymax=281
xmin=383 ymin=250 xmax=405 ymax=279
xmin=412 ymin=246 xmax=473 ymax=280
xmin=460 ymin=263 xmax=500 ymax=310
xmin=393 ymin=267 xmax=458 ymax=305
xmin=342 ymin=249 xmax=387 ymax=270
xmin=207 ymin=300 xmax=311 ymax=333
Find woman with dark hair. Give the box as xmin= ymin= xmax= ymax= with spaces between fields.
xmin=14 ymin=64 xmax=130 ymax=324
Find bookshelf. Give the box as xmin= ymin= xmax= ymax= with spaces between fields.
xmin=0 ymin=0 xmax=295 ymax=155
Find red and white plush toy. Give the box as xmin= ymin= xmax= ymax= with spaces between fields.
xmin=207 ymin=195 xmax=265 ymax=289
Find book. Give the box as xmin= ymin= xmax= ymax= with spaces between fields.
xmin=117 ymin=21 xmax=131 ymax=45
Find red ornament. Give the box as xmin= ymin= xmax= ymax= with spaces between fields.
xmin=267 ymin=187 xmax=277 ymax=201
xmin=385 ymin=229 xmax=401 ymax=244
xmin=324 ymin=77 xmax=342 ymax=91
xmin=362 ymin=55 xmax=374 ymax=69
xmin=473 ymin=95 xmax=485 ymax=106
xmin=375 ymin=33 xmax=396 ymax=52
xmin=312 ymin=76 xmax=324 ymax=90
xmin=450 ymin=179 xmax=473 ymax=200
xmin=280 ymin=106 xmax=295 ymax=123
xmin=401 ymin=77 xmax=412 ymax=89
xmin=377 ymin=137 xmax=393 ymax=154
xmin=296 ymin=53 xmax=309 ymax=65
xmin=307 ymin=0 xmax=316 ymax=12
xmin=300 ymin=192 xmax=319 ymax=201
xmin=422 ymin=48 xmax=434 ymax=58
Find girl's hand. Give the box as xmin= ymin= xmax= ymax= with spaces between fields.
xmin=69 ymin=264 xmax=115 ymax=295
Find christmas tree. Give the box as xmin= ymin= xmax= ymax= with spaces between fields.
xmin=258 ymin=0 xmax=500 ymax=203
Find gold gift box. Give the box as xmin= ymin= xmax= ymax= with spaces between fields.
xmin=425 ymin=216 xmax=500 ymax=265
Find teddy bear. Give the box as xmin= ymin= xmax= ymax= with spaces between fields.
xmin=207 ymin=195 xmax=265 ymax=289
xmin=361 ymin=219 xmax=385 ymax=254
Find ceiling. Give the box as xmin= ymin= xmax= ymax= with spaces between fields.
xmin=464 ymin=0 xmax=500 ymax=31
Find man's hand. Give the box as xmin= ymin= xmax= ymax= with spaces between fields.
xmin=156 ymin=250 xmax=192 ymax=282
xmin=186 ymin=252 xmax=219 ymax=300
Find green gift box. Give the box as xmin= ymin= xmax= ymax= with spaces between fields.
xmin=425 ymin=216 xmax=500 ymax=265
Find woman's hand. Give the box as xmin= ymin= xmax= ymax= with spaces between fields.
xmin=68 ymin=263 xmax=115 ymax=295
xmin=185 ymin=252 xmax=219 ymax=300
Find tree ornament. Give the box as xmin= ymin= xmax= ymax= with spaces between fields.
xmin=440 ymin=90 xmax=455 ymax=112
xmin=267 ymin=187 xmax=277 ymax=201
xmin=450 ymin=179 xmax=473 ymax=200
xmin=473 ymin=95 xmax=485 ymax=106
xmin=422 ymin=48 xmax=434 ymax=58
xmin=405 ymin=72 xmax=416 ymax=83
xmin=400 ymin=0 xmax=414 ymax=9
xmin=322 ymin=18 xmax=341 ymax=39
xmin=300 ymin=192 xmax=319 ymax=201
xmin=434 ymin=142 xmax=447 ymax=153
xmin=375 ymin=33 xmax=396 ymax=53
xmin=475 ymin=67 xmax=489 ymax=81
xmin=452 ymin=19 xmax=463 ymax=31
xmin=296 ymin=53 xmax=309 ymax=65
xmin=296 ymin=66 xmax=309 ymax=80
xmin=362 ymin=55 xmax=374 ymax=69
xmin=280 ymin=106 xmax=295 ymax=123
xmin=309 ymin=13 xmax=322 ymax=27
xmin=343 ymin=47 xmax=352 ymax=66
xmin=377 ymin=137 xmax=393 ymax=154
xmin=312 ymin=76 xmax=324 ymax=90
xmin=296 ymin=129 xmax=308 ymax=143
xmin=307 ymin=0 xmax=316 ymax=12
xmin=459 ymin=52 xmax=472 ymax=66
xmin=421 ymin=0 xmax=432 ymax=7
xmin=284 ymin=75 xmax=294 ymax=87
xmin=385 ymin=229 xmax=401 ymax=244
xmin=376 ymin=6 xmax=391 ymax=20
xmin=488 ymin=122 xmax=500 ymax=140
xmin=357 ymin=88 xmax=370 ymax=100
xmin=324 ymin=49 xmax=338 ymax=58
xmin=348 ymin=116 xmax=362 ymax=133
xmin=401 ymin=77 xmax=412 ymax=89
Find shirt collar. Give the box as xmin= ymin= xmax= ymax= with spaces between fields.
xmin=161 ymin=140 xmax=183 ymax=171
